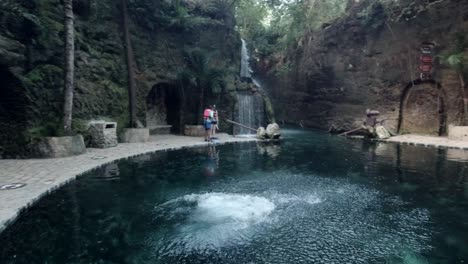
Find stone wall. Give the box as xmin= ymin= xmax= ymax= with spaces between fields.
xmin=267 ymin=0 xmax=468 ymax=134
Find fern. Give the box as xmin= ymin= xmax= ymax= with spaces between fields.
xmin=446 ymin=53 xmax=465 ymax=67
xmin=0 ymin=0 xmax=41 ymax=26
xmin=184 ymin=49 xmax=226 ymax=94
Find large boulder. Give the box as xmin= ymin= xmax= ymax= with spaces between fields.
xmin=266 ymin=123 xmax=281 ymax=139
xmin=256 ymin=127 xmax=266 ymax=139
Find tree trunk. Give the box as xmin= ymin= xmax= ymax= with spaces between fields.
xmin=121 ymin=0 xmax=137 ymax=128
xmin=178 ymin=84 xmax=186 ymax=134
xmin=198 ymin=80 xmax=204 ymax=125
xmin=63 ymin=0 xmax=75 ymax=134
xmin=458 ymin=72 xmax=468 ymax=125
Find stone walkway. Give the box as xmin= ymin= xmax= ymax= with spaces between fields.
xmin=383 ymin=134 xmax=468 ymax=149
xmin=0 ymin=134 xmax=256 ymax=232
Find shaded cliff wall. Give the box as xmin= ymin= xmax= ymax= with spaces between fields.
xmin=0 ymin=0 xmax=241 ymax=156
xmin=268 ymin=0 xmax=468 ymax=134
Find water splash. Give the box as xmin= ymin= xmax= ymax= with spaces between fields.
xmin=152 ymin=193 xmax=275 ymax=254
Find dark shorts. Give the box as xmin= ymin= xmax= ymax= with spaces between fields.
xmin=211 ymin=121 xmax=218 ymax=125
xmin=204 ymin=120 xmax=212 ymax=130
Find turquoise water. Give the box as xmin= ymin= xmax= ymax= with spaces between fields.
xmin=1 ymin=129 xmax=468 ymax=263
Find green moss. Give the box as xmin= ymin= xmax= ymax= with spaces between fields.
xmin=263 ymin=96 xmax=276 ymax=123
xmin=21 ymin=64 xmax=63 ymax=123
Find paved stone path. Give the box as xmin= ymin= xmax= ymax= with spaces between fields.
xmin=0 ymin=134 xmax=256 ymax=232
xmin=383 ymin=134 xmax=468 ymax=149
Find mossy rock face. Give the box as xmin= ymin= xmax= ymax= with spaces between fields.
xmin=0 ymin=0 xmax=241 ymax=155
xmin=21 ymin=64 xmax=64 ymax=121
xmin=263 ymin=96 xmax=276 ymax=124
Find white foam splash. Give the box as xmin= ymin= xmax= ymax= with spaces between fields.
xmin=184 ymin=193 xmax=275 ymax=223
xmin=153 ymin=193 xmax=275 ymax=254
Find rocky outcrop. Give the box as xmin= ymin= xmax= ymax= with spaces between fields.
xmin=267 ymin=0 xmax=468 ymax=135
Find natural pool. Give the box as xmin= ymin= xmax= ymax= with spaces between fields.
xmin=1 ymin=129 xmax=468 ymax=264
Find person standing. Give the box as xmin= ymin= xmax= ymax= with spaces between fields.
xmin=203 ymin=105 xmax=213 ymax=142
xmin=211 ymin=105 xmax=219 ymax=139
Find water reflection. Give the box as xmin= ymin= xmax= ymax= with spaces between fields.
xmin=256 ymin=141 xmax=281 ymax=159
xmin=2 ymin=130 xmax=468 ymax=263
xmin=203 ymin=145 xmax=219 ymax=177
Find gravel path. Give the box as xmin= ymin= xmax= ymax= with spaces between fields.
xmin=0 ymin=134 xmax=256 ymax=232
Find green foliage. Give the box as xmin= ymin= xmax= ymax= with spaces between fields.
xmin=28 ymin=120 xmax=64 ymax=139
xmin=184 ymin=49 xmax=226 ymax=94
xmin=440 ymin=33 xmax=468 ymax=73
xmin=446 ymin=53 xmax=465 ymax=69
xmin=235 ymin=0 xmax=347 ymax=59
xmin=128 ymin=0 xmax=224 ymax=31
xmin=0 ymin=0 xmax=41 ymax=27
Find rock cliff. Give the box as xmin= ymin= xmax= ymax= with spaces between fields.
xmin=267 ymin=0 xmax=468 ymax=135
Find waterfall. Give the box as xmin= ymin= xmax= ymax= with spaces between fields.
xmin=236 ymin=93 xmax=255 ymax=134
xmin=235 ymin=39 xmax=267 ymax=135
xmin=240 ymin=39 xmax=252 ymax=79
xmin=235 ymin=92 xmax=266 ymax=135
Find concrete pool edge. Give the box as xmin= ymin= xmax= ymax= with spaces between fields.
xmin=0 ymin=134 xmax=258 ymax=233
xmin=377 ymin=134 xmax=468 ymax=150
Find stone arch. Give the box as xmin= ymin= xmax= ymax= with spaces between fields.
xmin=397 ymin=79 xmax=447 ymax=136
xmin=146 ymin=82 xmax=181 ymax=134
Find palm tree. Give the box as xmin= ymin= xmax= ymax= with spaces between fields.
xmin=121 ymin=0 xmax=138 ymax=128
xmin=63 ymin=0 xmax=75 ymax=134
xmin=185 ymin=50 xmax=224 ymax=124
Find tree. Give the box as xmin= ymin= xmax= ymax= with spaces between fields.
xmin=63 ymin=0 xmax=75 ymax=134
xmin=121 ymin=0 xmax=138 ymax=128
xmin=185 ymin=50 xmax=225 ymax=124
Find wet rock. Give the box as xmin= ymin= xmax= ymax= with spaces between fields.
xmin=375 ymin=125 xmax=391 ymax=139
xmin=256 ymin=127 xmax=266 ymax=139
xmin=266 ymin=123 xmax=281 ymax=139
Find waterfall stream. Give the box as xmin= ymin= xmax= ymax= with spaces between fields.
xmin=235 ymin=92 xmax=266 ymax=135
xmin=236 ymin=93 xmax=255 ymax=135
xmin=235 ymin=39 xmax=266 ymax=135
xmin=240 ymin=39 xmax=252 ymax=79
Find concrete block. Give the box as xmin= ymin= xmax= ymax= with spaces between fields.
xmin=88 ymin=121 xmax=118 ymax=148
xmin=149 ymin=125 xmax=172 ymax=135
xmin=33 ymin=135 xmax=86 ymax=158
xmin=448 ymin=126 xmax=468 ymax=141
xmin=121 ymin=128 xmax=149 ymax=143
xmin=184 ymin=125 xmax=205 ymax=137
